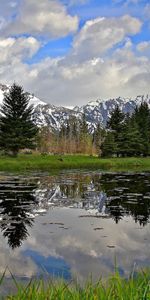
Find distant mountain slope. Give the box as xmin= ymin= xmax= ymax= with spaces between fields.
xmin=0 ymin=84 xmax=149 ymax=131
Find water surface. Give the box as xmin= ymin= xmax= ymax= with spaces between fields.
xmin=0 ymin=171 xmax=149 ymax=293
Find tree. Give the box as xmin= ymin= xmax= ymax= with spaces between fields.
xmin=0 ymin=83 xmax=38 ymax=156
xmin=133 ymin=102 xmax=150 ymax=156
xmin=107 ymin=105 xmax=125 ymax=134
xmin=107 ymin=105 xmax=125 ymax=156
xmin=120 ymin=117 xmax=143 ymax=157
xmin=93 ymin=123 xmax=105 ymax=155
xmin=101 ymin=131 xmax=117 ymax=157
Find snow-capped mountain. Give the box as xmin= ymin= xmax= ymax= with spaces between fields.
xmin=75 ymin=95 xmax=150 ymax=129
xmin=0 ymin=83 xmax=150 ymax=131
xmin=0 ymin=84 xmax=82 ymax=131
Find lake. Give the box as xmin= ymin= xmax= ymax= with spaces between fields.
xmin=0 ymin=171 xmax=149 ymax=294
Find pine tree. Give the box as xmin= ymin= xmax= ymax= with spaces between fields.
xmin=121 ymin=117 xmax=143 ymax=156
xmin=133 ymin=102 xmax=150 ymax=156
xmin=0 ymin=83 xmax=38 ymax=156
xmin=101 ymin=132 xmax=117 ymax=157
xmin=107 ymin=105 xmax=125 ymax=133
xmin=107 ymin=105 xmax=125 ymax=156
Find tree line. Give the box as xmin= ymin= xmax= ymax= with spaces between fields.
xmin=102 ymin=103 xmax=150 ymax=157
xmin=0 ymin=83 xmax=149 ymax=157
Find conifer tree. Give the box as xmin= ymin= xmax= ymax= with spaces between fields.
xmin=0 ymin=83 xmax=38 ymax=156
xmin=107 ymin=105 xmax=125 ymax=156
xmin=101 ymin=132 xmax=117 ymax=157
xmin=121 ymin=117 xmax=143 ymax=156
xmin=133 ymin=102 xmax=150 ymax=156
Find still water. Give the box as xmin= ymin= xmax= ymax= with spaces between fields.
xmin=0 ymin=171 xmax=149 ymax=292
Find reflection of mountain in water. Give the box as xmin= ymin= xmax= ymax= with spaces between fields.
xmin=0 ymin=173 xmax=150 ymax=249
xmin=35 ymin=173 xmax=150 ymax=226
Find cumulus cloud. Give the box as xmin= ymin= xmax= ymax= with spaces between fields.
xmin=0 ymin=37 xmax=41 ymax=63
xmin=3 ymin=0 xmax=79 ymax=38
xmin=137 ymin=41 xmax=150 ymax=54
xmin=72 ymin=15 xmax=142 ymax=61
xmin=0 ymin=8 xmax=149 ymax=107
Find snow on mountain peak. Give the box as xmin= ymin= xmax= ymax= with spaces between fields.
xmin=0 ymin=83 xmax=150 ymax=131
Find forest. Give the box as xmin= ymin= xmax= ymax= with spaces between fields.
xmin=37 ymin=102 xmax=150 ymax=157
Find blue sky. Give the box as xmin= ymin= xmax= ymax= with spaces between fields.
xmin=0 ymin=0 xmax=150 ymax=106
xmin=29 ymin=0 xmax=150 ymax=61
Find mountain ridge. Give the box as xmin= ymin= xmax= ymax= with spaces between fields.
xmin=0 ymin=83 xmax=149 ymax=131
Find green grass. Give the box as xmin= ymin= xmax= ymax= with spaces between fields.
xmin=0 ymin=154 xmax=150 ymax=173
xmin=1 ymin=269 xmax=150 ymax=300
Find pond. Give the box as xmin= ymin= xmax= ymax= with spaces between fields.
xmin=0 ymin=171 xmax=150 ymax=294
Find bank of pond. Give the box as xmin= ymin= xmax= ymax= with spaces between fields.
xmin=0 ymin=154 xmax=150 ymax=172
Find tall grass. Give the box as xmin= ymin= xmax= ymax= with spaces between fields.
xmin=1 ymin=269 xmax=149 ymax=299
xmin=0 ymin=154 xmax=150 ymax=173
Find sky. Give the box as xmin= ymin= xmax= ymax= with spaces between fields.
xmin=0 ymin=0 xmax=150 ymax=106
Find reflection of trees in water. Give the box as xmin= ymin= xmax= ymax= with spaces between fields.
xmin=0 ymin=173 xmax=149 ymax=250
xmin=100 ymin=173 xmax=150 ymax=226
xmin=0 ymin=179 xmax=38 ymax=249
xmin=38 ymin=173 xmax=150 ymax=226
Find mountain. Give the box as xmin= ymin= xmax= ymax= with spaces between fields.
xmin=0 ymin=84 xmax=150 ymax=131
xmin=0 ymin=84 xmax=82 ymax=131
xmin=75 ymin=95 xmax=150 ymax=129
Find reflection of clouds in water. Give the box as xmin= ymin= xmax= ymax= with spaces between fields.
xmin=23 ymin=209 xmax=150 ymax=282
xmin=0 ymin=244 xmax=38 ymax=278
xmin=0 ymin=172 xmax=149 ymax=283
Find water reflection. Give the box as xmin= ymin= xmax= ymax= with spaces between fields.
xmin=0 ymin=178 xmax=38 ymax=249
xmin=0 ymin=173 xmax=150 ymax=250
xmin=35 ymin=172 xmax=150 ymax=226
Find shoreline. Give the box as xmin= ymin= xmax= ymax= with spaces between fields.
xmin=0 ymin=154 xmax=150 ymax=173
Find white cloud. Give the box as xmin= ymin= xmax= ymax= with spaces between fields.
xmin=137 ymin=41 xmax=150 ymax=53
xmin=73 ymin=15 xmax=142 ymax=60
xmin=0 ymin=37 xmax=41 ymax=64
xmin=4 ymin=0 xmax=79 ymax=38
xmin=0 ymin=12 xmax=149 ymax=107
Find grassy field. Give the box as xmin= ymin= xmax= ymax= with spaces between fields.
xmin=2 ymin=270 xmax=150 ymax=300
xmin=0 ymin=154 xmax=150 ymax=173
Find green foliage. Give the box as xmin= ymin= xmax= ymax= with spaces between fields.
xmin=101 ymin=132 xmax=117 ymax=157
xmin=1 ymin=269 xmax=149 ymax=299
xmin=133 ymin=102 xmax=150 ymax=156
xmin=0 ymin=84 xmax=38 ymax=156
xmin=107 ymin=105 xmax=125 ymax=134
xmin=102 ymin=102 xmax=150 ymax=157
xmin=0 ymin=155 xmax=150 ymax=172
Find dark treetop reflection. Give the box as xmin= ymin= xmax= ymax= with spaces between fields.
xmin=0 ymin=178 xmax=38 ymax=249
xmin=0 ymin=172 xmax=150 ymax=249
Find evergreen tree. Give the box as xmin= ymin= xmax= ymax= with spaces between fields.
xmin=133 ymin=102 xmax=150 ymax=156
xmin=121 ymin=117 xmax=143 ymax=156
xmin=107 ymin=105 xmax=125 ymax=134
xmin=0 ymin=83 xmax=38 ymax=156
xmin=101 ymin=132 xmax=117 ymax=157
xmin=107 ymin=105 xmax=125 ymax=156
